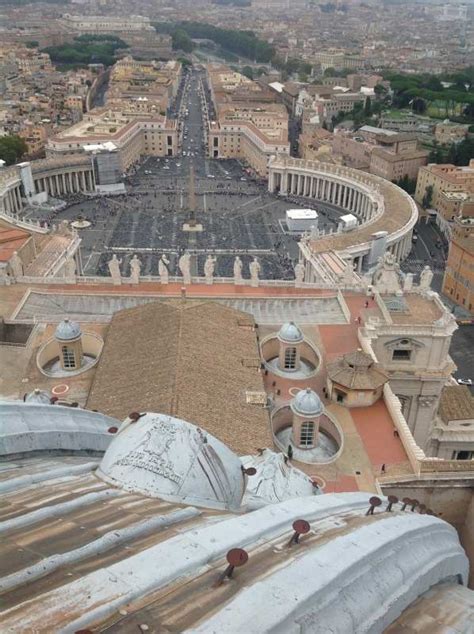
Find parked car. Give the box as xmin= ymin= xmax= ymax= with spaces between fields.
xmin=457 ymin=378 xmax=473 ymax=386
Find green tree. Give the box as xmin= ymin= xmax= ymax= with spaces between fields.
xmin=364 ymin=96 xmax=372 ymax=116
xmin=422 ymin=185 xmax=434 ymax=209
xmin=0 ymin=135 xmax=28 ymax=165
xmin=394 ymin=175 xmax=416 ymax=195
xmin=241 ymin=65 xmax=254 ymax=80
xmin=171 ymin=29 xmax=194 ymax=53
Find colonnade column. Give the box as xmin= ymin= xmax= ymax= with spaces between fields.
xmin=268 ymin=171 xmax=275 ymax=192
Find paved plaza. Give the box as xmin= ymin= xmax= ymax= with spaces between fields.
xmin=22 ymin=68 xmax=349 ymax=281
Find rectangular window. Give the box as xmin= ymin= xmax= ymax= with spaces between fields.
xmin=167 ymin=136 xmax=172 ymax=145
xmin=392 ymin=349 xmax=411 ymax=361
xmin=62 ymin=346 xmax=76 ymax=369
xmin=284 ymin=347 xmax=297 ymax=370
xmin=300 ymin=422 xmax=315 ymax=447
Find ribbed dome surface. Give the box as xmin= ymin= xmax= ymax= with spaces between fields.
xmin=97 ymin=412 xmax=246 ymax=511
xmin=55 ymin=318 xmax=81 ymax=341
xmin=291 ymin=388 xmax=323 ymax=417
xmin=278 ymin=321 xmax=304 ymax=343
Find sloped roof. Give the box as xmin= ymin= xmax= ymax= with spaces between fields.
xmin=439 ymin=385 xmax=474 ymax=423
xmin=0 ymin=223 xmax=30 ymax=263
xmin=327 ymin=350 xmax=388 ymax=390
xmin=86 ymin=301 xmax=272 ymax=454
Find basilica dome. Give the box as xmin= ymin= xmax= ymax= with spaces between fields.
xmin=97 ymin=412 xmax=246 ymax=511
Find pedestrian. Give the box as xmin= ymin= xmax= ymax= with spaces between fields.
xmin=365 ymin=300 xmax=369 ymax=308
xmin=381 ymin=463 xmax=386 ymax=473
xmin=287 ymin=445 xmax=293 ymax=461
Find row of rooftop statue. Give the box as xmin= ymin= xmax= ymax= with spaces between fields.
xmin=6 ymin=245 xmax=434 ymax=293
xmin=106 ymin=252 xmax=307 ymax=287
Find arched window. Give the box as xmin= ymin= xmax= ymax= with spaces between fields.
xmin=300 ymin=421 xmax=315 ymax=447
xmin=284 ymin=347 xmax=297 ymax=370
xmin=61 ymin=346 xmax=76 ymax=369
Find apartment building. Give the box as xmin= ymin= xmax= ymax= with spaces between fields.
xmin=46 ymin=109 xmax=178 ymax=171
xmin=62 ymin=14 xmax=153 ymax=33
xmin=207 ymin=65 xmax=290 ymax=177
xmin=331 ymin=128 xmax=428 ymax=181
xmin=369 ymin=133 xmax=429 ymax=182
xmin=434 ymin=122 xmax=468 ymax=145
xmin=415 ymin=161 xmax=474 ymax=209
xmin=106 ymin=58 xmax=181 ymax=116
xmin=442 ymin=216 xmax=474 ymax=314
xmin=313 ymin=49 xmax=364 ymax=73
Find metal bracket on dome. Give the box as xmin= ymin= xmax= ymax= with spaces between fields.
xmin=386 ymin=495 xmax=398 ymax=512
xmin=288 ymin=519 xmax=310 ymax=547
xmin=128 ymin=412 xmax=146 ymax=422
xmin=366 ymin=496 xmax=382 ymax=516
xmin=213 ymin=548 xmax=249 ymax=587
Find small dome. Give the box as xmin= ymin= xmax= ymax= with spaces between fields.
xmin=24 ymin=388 xmax=51 ymax=405
xmin=278 ymin=321 xmax=304 ymax=343
xmin=55 ymin=318 xmax=81 ymax=341
xmin=291 ymin=387 xmax=324 ymax=417
xmin=97 ymin=413 xmax=246 ymax=511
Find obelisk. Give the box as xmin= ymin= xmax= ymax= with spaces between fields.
xmin=182 ymin=164 xmax=203 ymax=277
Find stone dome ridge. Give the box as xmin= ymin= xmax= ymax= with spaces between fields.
xmin=24 ymin=388 xmax=51 ymax=405
xmin=291 ymin=387 xmax=324 ymax=417
xmin=278 ymin=321 xmax=304 ymax=343
xmin=97 ymin=412 xmax=246 ymax=511
xmin=55 ymin=318 xmax=82 ymax=341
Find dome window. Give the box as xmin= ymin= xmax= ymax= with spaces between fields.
xmin=61 ymin=346 xmax=77 ymax=369
xmin=300 ymin=421 xmax=315 ymax=447
xmin=284 ymin=347 xmax=297 ymax=370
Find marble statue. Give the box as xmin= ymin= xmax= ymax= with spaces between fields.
xmin=249 ymin=257 xmax=261 ymax=287
xmin=158 ymin=254 xmax=170 ymax=284
xmin=233 ymin=256 xmax=243 ymax=284
xmin=204 ymin=255 xmax=216 ymax=285
xmin=419 ymin=266 xmax=434 ymax=291
xmin=130 ymin=255 xmax=142 ymax=285
xmin=372 ymin=251 xmax=403 ymax=294
xmin=64 ymin=257 xmax=76 ymax=279
xmin=9 ymin=251 xmax=24 ymax=279
xmin=403 ymin=272 xmax=414 ymax=292
xmin=179 ymin=251 xmax=192 ymax=285
xmin=108 ymin=254 xmax=122 ymax=286
xmin=294 ymin=261 xmax=305 ymax=287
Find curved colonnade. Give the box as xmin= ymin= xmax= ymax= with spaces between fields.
xmin=0 ymin=156 xmax=96 ymax=218
xmin=269 ymin=155 xmax=419 ymax=273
